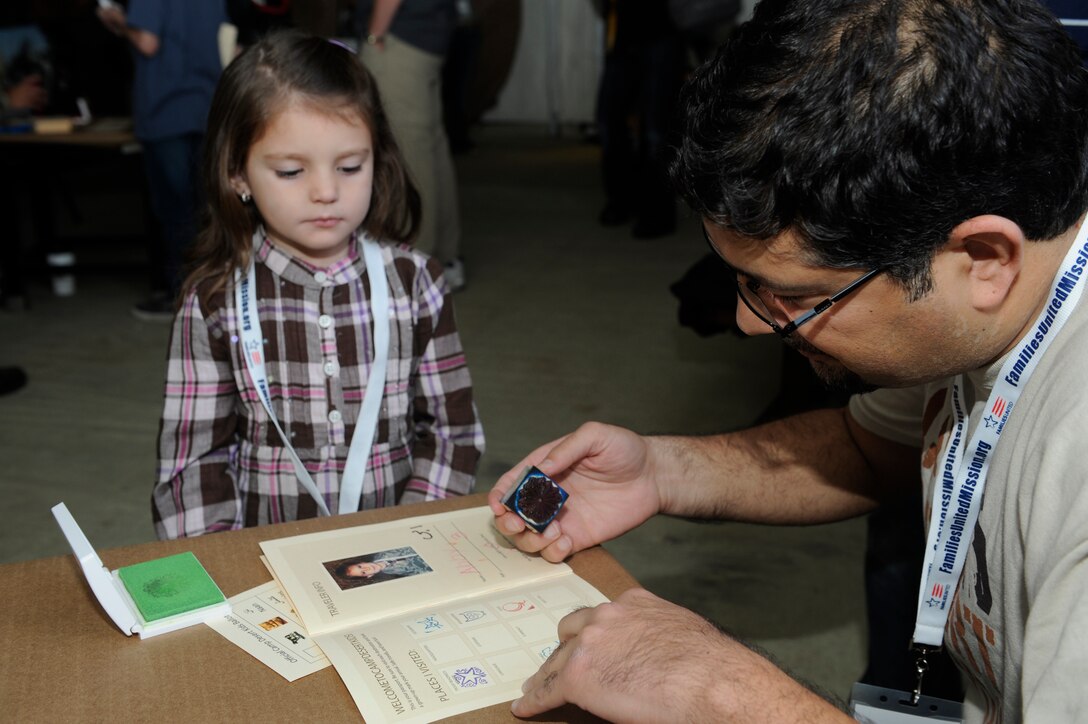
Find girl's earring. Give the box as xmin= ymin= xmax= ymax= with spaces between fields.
xmin=240 ymin=191 xmax=252 ymax=204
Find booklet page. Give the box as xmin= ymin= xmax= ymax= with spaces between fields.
xmin=259 ymin=506 xmax=573 ymax=635
xmin=315 ymin=575 xmax=609 ymax=724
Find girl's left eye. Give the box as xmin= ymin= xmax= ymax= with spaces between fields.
xmin=275 ymin=169 xmax=302 ymax=179
xmin=339 ymin=165 xmax=362 ymax=174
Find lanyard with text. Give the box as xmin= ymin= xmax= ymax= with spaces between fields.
xmin=234 ymin=231 xmax=390 ymax=517
xmin=910 ymin=220 xmax=1088 ymax=701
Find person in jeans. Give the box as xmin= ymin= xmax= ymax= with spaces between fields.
xmin=357 ymin=0 xmax=466 ymax=291
xmin=98 ymin=0 xmax=225 ymax=320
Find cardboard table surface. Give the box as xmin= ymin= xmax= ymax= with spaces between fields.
xmin=0 ymin=494 xmax=637 ymax=723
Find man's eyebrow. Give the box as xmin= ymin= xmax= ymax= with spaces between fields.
xmin=703 ymin=228 xmax=818 ymax=294
xmin=751 ymin=275 xmax=818 ymax=295
xmin=747 ymin=270 xmax=821 ymax=295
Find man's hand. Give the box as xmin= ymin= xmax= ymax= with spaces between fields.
xmin=488 ymin=422 xmax=664 ymax=562
xmin=512 ymin=588 xmax=852 ymax=723
xmin=7 ymin=74 xmax=47 ymax=112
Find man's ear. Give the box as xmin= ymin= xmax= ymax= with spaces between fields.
xmin=946 ymin=215 xmax=1025 ymax=312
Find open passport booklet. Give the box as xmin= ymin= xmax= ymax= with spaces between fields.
xmin=256 ymin=506 xmax=609 ymax=723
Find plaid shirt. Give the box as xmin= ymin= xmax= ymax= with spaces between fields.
xmin=153 ymin=236 xmax=484 ymax=538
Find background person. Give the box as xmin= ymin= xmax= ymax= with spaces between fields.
xmin=1 ymin=71 xmax=46 ymax=113
xmin=0 ymin=19 xmax=49 ymax=116
xmin=0 ymin=21 xmax=48 ymax=310
xmin=595 ymin=0 xmax=684 ymax=239
xmin=356 ymin=0 xmax=466 ymax=290
xmin=97 ymin=0 xmax=226 ymax=320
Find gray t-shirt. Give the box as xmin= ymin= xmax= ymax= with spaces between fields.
xmin=850 ymin=272 xmax=1088 ymax=723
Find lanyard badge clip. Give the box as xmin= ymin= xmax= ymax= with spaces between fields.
xmin=910 ymin=643 xmax=937 ymax=705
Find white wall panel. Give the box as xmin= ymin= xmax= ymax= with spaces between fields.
xmin=485 ymin=0 xmax=760 ymax=124
xmin=486 ymin=0 xmax=603 ymax=125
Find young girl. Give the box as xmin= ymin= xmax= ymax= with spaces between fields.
xmin=152 ymin=31 xmax=485 ymax=539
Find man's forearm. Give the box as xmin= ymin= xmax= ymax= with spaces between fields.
xmin=647 ymin=407 xmax=914 ymax=524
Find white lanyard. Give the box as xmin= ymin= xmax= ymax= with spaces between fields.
xmin=913 ymin=220 xmax=1088 ymax=653
xmin=234 ymin=231 xmax=390 ymax=517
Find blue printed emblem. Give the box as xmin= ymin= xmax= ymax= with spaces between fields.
xmin=418 ymin=615 xmax=443 ymax=632
xmin=453 ymin=666 xmax=489 ymax=688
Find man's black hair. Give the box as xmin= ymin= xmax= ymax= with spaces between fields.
xmin=671 ymin=0 xmax=1088 ymax=297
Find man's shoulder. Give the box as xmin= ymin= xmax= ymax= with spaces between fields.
xmin=1029 ymin=291 xmax=1088 ymax=387
xmin=848 ymin=384 xmax=933 ymax=447
xmin=1002 ymin=294 xmax=1088 ymax=440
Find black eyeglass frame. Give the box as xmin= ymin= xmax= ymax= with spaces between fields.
xmin=702 ymin=226 xmax=885 ymax=337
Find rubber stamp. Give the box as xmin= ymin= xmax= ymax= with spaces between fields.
xmin=501 ymin=466 xmax=569 ymax=533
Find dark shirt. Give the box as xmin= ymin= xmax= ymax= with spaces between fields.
xmin=355 ymin=0 xmax=457 ymax=57
xmin=126 ymin=0 xmax=225 ymax=140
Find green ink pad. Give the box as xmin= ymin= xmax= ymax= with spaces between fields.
xmin=117 ymin=552 xmax=226 ymax=623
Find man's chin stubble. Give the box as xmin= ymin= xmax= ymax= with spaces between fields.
xmin=806 ymin=358 xmax=877 ymax=395
xmin=783 ymin=335 xmax=878 ymax=395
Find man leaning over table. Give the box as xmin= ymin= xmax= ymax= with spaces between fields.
xmin=488 ymin=0 xmax=1088 ymax=722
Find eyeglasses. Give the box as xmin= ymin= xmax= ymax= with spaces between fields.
xmin=702 ymin=226 xmax=884 ymax=337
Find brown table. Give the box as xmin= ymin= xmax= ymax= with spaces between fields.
xmin=0 ymin=495 xmax=636 ymax=723
xmin=0 ymin=117 xmax=137 ymax=148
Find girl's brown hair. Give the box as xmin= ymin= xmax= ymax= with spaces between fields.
xmin=182 ymin=30 xmax=420 ymax=302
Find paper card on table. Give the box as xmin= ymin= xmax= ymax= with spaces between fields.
xmin=205 ymin=581 xmax=330 ymax=681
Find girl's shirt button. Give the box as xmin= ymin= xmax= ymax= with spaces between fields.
xmin=318 ymin=314 xmax=333 ymax=328
xmin=328 ymin=410 xmax=343 ymax=423
xmin=314 ymin=271 xmax=328 ymax=284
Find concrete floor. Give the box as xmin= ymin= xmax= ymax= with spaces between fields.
xmin=0 ymin=123 xmax=867 ymax=703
